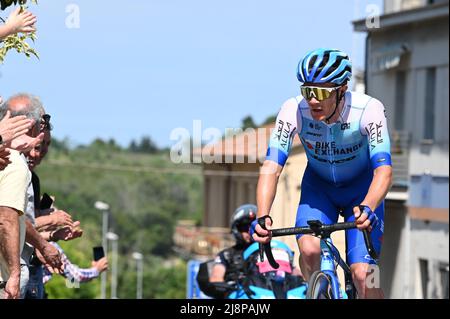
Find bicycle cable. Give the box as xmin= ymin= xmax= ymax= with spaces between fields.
xmin=323 ymin=239 xmax=343 ymax=272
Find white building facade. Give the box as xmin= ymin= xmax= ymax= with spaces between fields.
xmin=354 ymin=0 xmax=449 ymax=298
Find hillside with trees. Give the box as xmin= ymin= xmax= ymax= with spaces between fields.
xmin=36 ymin=137 xmax=202 ymax=298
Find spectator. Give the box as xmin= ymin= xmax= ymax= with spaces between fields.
xmin=25 ymin=115 xmax=80 ymax=239
xmin=18 ymin=108 xmax=80 ymax=298
xmin=43 ymin=242 xmax=108 ymax=286
xmin=0 ymin=7 xmax=36 ymax=40
xmin=4 ymin=94 xmax=62 ymax=299
xmin=0 ymin=109 xmax=33 ymax=171
xmin=0 ymin=104 xmax=33 ymax=299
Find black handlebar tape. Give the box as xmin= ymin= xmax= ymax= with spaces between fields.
xmin=257 ymin=216 xmax=279 ymax=269
xmin=258 ymin=243 xmax=264 ymax=263
xmin=362 ymin=229 xmax=379 ymax=261
xmin=271 ymin=222 xmax=356 ymax=237
xmin=263 ymin=243 xmax=279 ymax=269
xmin=257 ymin=218 xmax=266 ymax=263
xmin=271 ymin=226 xmax=313 ymax=237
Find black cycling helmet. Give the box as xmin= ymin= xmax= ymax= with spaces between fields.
xmin=230 ymin=204 xmax=257 ymax=244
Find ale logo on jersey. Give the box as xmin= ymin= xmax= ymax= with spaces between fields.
xmin=301 ymin=138 xmax=314 ymax=150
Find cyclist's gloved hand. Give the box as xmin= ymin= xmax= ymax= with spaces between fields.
xmin=354 ymin=205 xmax=378 ymax=231
xmin=250 ymin=215 xmax=272 ymax=244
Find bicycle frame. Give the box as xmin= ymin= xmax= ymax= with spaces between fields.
xmin=319 ymin=237 xmax=356 ymax=299
xmin=320 ymin=238 xmax=341 ymax=299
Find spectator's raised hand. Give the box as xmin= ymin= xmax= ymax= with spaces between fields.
xmin=68 ymin=221 xmax=83 ymax=240
xmin=50 ymin=226 xmax=71 ymax=241
xmin=51 ymin=222 xmax=83 ymax=241
xmin=51 ymin=210 xmax=74 ymax=228
xmin=5 ymin=7 xmax=37 ymax=34
xmin=0 ymin=110 xmax=33 ymax=145
xmin=0 ymin=145 xmax=11 ymax=171
xmin=9 ymin=132 xmax=44 ymax=153
xmin=92 ymin=257 xmax=108 ymax=273
xmin=36 ymin=244 xmax=63 ymax=274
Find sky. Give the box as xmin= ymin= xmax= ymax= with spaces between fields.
xmin=0 ymin=0 xmax=383 ymax=148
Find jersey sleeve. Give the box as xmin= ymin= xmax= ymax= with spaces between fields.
xmin=360 ymin=98 xmax=392 ymax=169
xmin=265 ymin=98 xmax=300 ymax=167
xmin=213 ymin=251 xmax=227 ymax=266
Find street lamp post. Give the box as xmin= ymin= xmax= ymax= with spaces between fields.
xmin=107 ymin=231 xmax=119 ymax=299
xmin=95 ymin=201 xmax=109 ymax=299
xmin=132 ymin=252 xmax=143 ymax=299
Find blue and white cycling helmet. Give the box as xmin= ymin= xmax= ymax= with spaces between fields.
xmin=296 ymin=48 xmax=352 ymax=85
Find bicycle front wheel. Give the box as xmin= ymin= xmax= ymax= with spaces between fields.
xmin=306 ymin=271 xmax=332 ymax=299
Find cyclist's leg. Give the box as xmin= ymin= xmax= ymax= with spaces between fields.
xmin=344 ymin=201 xmax=385 ymax=298
xmin=295 ymin=169 xmax=338 ymax=281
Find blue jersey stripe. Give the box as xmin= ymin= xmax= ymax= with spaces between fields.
xmin=371 ymin=152 xmax=392 ymax=169
xmin=266 ymin=147 xmax=288 ymax=166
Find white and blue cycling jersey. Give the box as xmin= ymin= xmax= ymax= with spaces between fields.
xmin=265 ymin=91 xmax=391 ymax=265
xmin=266 ymin=91 xmax=391 ymax=186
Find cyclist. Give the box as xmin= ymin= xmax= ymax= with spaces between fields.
xmin=209 ymin=204 xmax=257 ymax=285
xmin=197 ymin=204 xmax=256 ymax=298
xmin=251 ymin=49 xmax=392 ymax=299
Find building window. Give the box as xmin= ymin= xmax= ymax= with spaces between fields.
xmin=419 ymin=259 xmax=429 ymax=298
xmin=423 ymin=68 xmax=436 ymax=140
xmin=395 ymin=71 xmax=406 ymax=131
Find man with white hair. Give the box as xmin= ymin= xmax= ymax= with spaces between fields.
xmin=0 ymin=99 xmax=39 ymax=299
xmin=0 ymin=94 xmax=62 ymax=299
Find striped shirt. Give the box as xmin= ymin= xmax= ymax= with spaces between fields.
xmin=43 ymin=242 xmax=99 ymax=284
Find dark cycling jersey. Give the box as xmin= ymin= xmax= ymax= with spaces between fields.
xmin=266 ymin=91 xmax=391 ymax=186
xmin=214 ymin=244 xmax=249 ymax=283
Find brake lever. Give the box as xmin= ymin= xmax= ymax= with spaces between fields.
xmin=257 ymin=217 xmax=279 ymax=269
xmin=355 ymin=208 xmax=379 ymax=261
xmin=259 ymin=243 xmax=264 ymax=262
xmin=362 ymin=229 xmax=378 ymax=261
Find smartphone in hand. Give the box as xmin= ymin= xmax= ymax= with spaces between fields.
xmin=40 ymin=193 xmax=54 ymax=210
xmin=93 ymin=246 xmax=105 ymax=261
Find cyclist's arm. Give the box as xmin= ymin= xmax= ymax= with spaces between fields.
xmin=64 ymin=263 xmax=100 ymax=283
xmin=359 ymin=98 xmax=393 ymax=211
xmin=201 ymin=256 xmax=233 ymax=298
xmin=257 ymin=161 xmax=283 ymax=218
xmin=256 ymin=98 xmax=300 ymax=227
xmin=360 ymin=165 xmax=392 ymax=211
xmin=209 ymin=253 xmax=228 ymax=283
xmin=209 ymin=264 xmax=226 ymax=283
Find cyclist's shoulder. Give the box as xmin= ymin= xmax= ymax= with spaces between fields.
xmin=273 ymin=97 xmax=304 ymax=128
xmin=294 ymin=95 xmax=310 ymax=110
xmin=346 ymin=91 xmax=372 ymax=110
xmin=218 ymin=245 xmax=243 ymax=257
xmin=279 ymin=96 xmax=303 ymax=112
xmin=214 ymin=246 xmax=235 ymax=264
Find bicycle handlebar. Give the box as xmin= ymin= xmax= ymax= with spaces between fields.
xmin=259 ymin=220 xmax=378 ymax=270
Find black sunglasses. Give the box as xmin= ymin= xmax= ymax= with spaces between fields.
xmin=41 ymin=114 xmax=52 ymax=131
xmin=236 ymin=223 xmax=250 ymax=232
